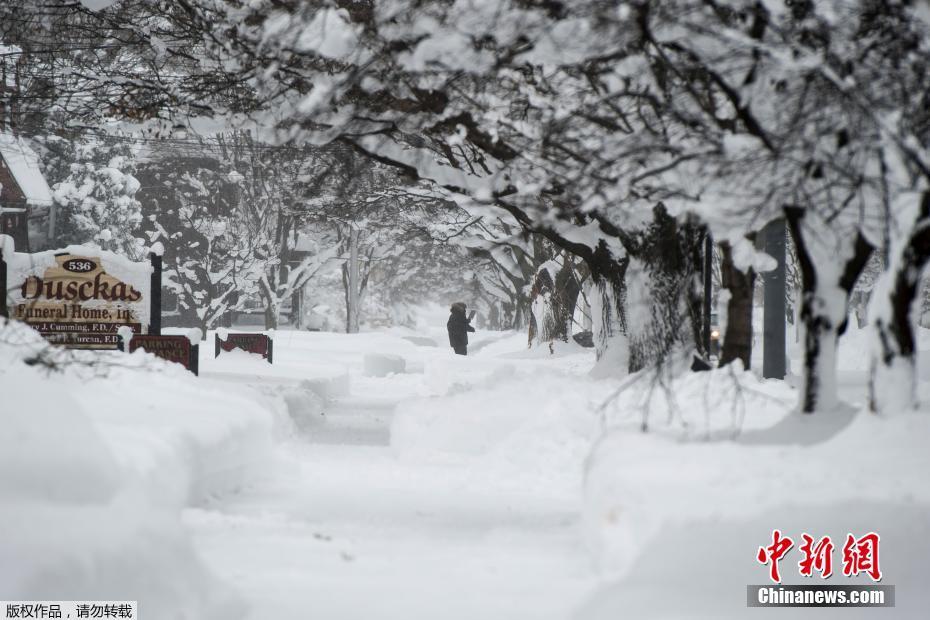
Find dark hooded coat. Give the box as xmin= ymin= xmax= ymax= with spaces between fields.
xmin=447 ymin=303 xmax=474 ymax=351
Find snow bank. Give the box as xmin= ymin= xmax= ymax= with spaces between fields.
xmin=203 ymin=346 xmax=350 ymax=399
xmin=464 ymin=331 xmax=528 ymax=357
xmin=300 ymin=371 xmax=351 ymax=400
xmin=583 ymin=365 xmax=930 ymax=616
xmin=579 ymin=500 xmax=930 ymax=619
xmin=390 ymin=326 xmax=605 ymax=495
xmin=392 ymin=370 xmax=619 ymax=494
xmin=274 ymin=384 xmax=325 ymax=432
xmin=363 ymin=352 xmax=406 ymax=377
xmin=419 ymin=355 xmax=518 ymax=396
xmin=0 ymin=319 xmax=281 ymax=618
xmin=598 ymin=362 xmax=796 ymax=439
xmin=79 ymin=363 xmax=282 ymax=505
xmin=400 ymin=335 xmax=438 ymax=347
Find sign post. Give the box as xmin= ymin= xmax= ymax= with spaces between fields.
xmin=763 ymin=219 xmax=787 ymax=379
xmin=0 ymin=243 xmax=7 ymax=319
xmin=149 ymin=252 xmax=162 ymax=336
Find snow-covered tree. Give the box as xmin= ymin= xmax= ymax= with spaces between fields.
xmin=137 ymin=153 xmax=264 ymax=334
xmin=461 ymin=218 xmax=555 ymax=332
xmin=7 ymin=0 xmax=930 ymax=416
xmin=202 ymin=132 xmax=350 ymax=329
xmin=527 ymin=252 xmax=587 ymax=348
xmin=51 ymin=141 xmax=144 ymax=257
xmin=314 ymin=165 xmax=460 ymax=333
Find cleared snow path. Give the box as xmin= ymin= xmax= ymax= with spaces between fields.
xmin=184 ymin=333 xmax=599 ymax=620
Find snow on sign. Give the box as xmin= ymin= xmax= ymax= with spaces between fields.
xmin=128 ymin=334 xmax=199 ymax=375
xmin=215 ymin=328 xmax=273 ymax=363
xmin=0 ymin=235 xmax=161 ymax=349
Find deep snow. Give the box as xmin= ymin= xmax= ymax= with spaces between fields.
xmin=185 ymin=327 xmax=609 ymax=620
xmin=0 ymin=319 xmax=283 ymax=619
xmin=2 ymin=317 xmax=928 ymax=619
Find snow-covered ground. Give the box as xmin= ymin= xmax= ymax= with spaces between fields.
xmin=0 ymin=319 xmax=286 ymax=619
xmin=2 ymin=317 xmax=928 ymax=619
xmin=186 ymin=326 xmax=610 ymax=620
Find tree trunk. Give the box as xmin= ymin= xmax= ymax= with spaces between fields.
xmin=702 ymin=233 xmax=713 ymax=358
xmin=625 ymin=207 xmax=705 ymax=373
xmin=259 ymin=280 xmax=279 ymax=330
xmin=293 ymin=287 xmax=303 ymax=330
xmin=586 ymin=240 xmax=630 ymax=375
xmin=555 ymin=256 xmax=582 ymax=338
xmin=264 ymin=302 xmax=278 ymax=330
xmin=345 ymin=228 xmax=361 ymax=334
xmin=528 ymin=264 xmax=555 ymax=344
xmin=262 ymin=286 xmax=279 ymax=330
xmin=488 ymin=304 xmax=500 ymax=330
xmin=719 ymin=240 xmax=756 ymax=369
xmin=581 ymin=283 xmax=594 ymax=332
xmin=785 ymin=207 xmax=874 ymax=413
xmin=870 ymin=190 xmax=930 ymax=413
xmin=528 ymin=255 xmax=582 ymax=346
xmin=800 ymin=312 xmax=840 ymax=412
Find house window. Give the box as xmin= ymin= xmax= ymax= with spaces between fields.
xmin=0 ymin=210 xmax=29 ymax=251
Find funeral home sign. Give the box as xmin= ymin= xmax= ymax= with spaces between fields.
xmin=1 ymin=236 xmax=161 ymax=349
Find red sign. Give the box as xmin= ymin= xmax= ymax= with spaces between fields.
xmin=129 ymin=334 xmax=198 ymax=375
xmin=215 ymin=332 xmax=273 ymax=363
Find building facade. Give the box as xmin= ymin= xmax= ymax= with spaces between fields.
xmin=0 ymin=132 xmax=55 ymax=252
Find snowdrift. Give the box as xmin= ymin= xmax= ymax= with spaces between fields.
xmin=0 ymin=319 xmax=283 ymax=619
xmin=392 ymin=362 xmax=616 ymax=495
xmin=583 ymin=365 xmax=930 ymax=618
xmin=363 ymin=352 xmax=406 ymax=377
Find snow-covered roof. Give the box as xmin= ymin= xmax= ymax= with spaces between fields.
xmin=0 ymin=132 xmax=54 ymax=206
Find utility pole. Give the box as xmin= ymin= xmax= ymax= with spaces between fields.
xmin=703 ymin=232 xmax=713 ymax=358
xmin=763 ymin=219 xmax=787 ymax=379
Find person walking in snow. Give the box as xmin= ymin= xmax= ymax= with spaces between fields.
xmin=447 ymin=302 xmax=475 ymax=356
